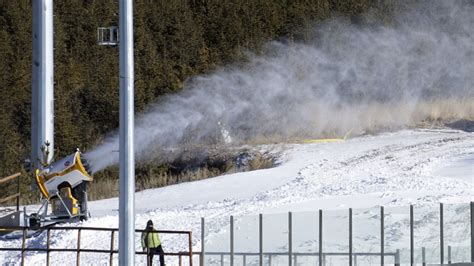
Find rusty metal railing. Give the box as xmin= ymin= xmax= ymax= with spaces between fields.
xmin=0 ymin=172 xmax=21 ymax=211
xmin=0 ymin=226 xmax=193 ymax=266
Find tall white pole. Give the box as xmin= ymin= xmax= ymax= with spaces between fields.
xmin=119 ymin=0 xmax=135 ymax=265
xmin=32 ymin=0 xmax=54 ymax=168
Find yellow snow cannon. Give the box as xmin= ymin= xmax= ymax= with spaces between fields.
xmin=30 ymin=149 xmax=93 ymax=227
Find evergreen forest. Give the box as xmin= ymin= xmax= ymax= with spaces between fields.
xmin=0 ymin=0 xmax=398 ymax=202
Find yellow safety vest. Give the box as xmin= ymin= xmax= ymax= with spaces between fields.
xmin=141 ymin=231 xmax=161 ymax=249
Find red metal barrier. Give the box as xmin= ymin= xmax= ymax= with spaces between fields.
xmin=0 ymin=226 xmax=193 ymax=266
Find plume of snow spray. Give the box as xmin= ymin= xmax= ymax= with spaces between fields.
xmin=86 ymin=1 xmax=474 ymax=173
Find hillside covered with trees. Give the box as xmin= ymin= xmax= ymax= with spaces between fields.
xmin=0 ymin=0 xmax=397 ymax=201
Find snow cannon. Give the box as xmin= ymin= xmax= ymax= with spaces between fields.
xmin=29 ymin=149 xmax=93 ymax=227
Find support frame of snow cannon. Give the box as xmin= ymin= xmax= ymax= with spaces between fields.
xmin=26 ymin=149 xmax=93 ymax=228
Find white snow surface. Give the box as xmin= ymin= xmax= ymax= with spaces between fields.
xmin=1 ymin=129 xmax=473 ymax=265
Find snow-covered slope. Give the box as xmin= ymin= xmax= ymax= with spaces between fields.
xmin=1 ymin=129 xmax=473 ymax=265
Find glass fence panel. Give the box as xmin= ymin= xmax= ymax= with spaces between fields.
xmin=444 ymin=203 xmax=470 ymax=263
xmin=322 ymin=209 xmax=349 ymax=265
xmin=293 ymin=211 xmax=318 ymax=265
xmin=384 ymin=205 xmax=410 ymax=265
xmin=353 ymin=206 xmax=381 ymax=266
xmin=205 ymin=216 xmax=230 ymax=265
xmin=262 ymin=212 xmax=289 ymax=265
xmin=413 ymin=204 xmax=441 ymax=265
xmin=234 ymin=214 xmax=259 ymax=265
xmin=198 ymin=202 xmax=472 ymax=266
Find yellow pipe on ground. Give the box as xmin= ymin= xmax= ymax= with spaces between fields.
xmin=301 ymin=129 xmax=353 ymax=143
xmin=302 ymin=138 xmax=344 ymax=143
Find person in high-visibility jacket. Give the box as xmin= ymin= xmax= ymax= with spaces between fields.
xmin=141 ymin=220 xmax=165 ymax=266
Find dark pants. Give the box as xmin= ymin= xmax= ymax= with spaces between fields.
xmin=147 ymin=245 xmax=165 ymax=266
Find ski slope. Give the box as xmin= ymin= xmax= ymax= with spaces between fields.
xmin=1 ymin=129 xmax=473 ymax=265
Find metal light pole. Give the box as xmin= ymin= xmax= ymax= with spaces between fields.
xmin=118 ymin=0 xmax=135 ymax=265
xmin=31 ymin=0 xmax=54 ymax=168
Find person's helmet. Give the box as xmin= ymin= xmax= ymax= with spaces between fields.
xmin=146 ymin=220 xmax=153 ymax=229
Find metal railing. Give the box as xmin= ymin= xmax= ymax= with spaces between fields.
xmin=200 ymin=202 xmax=474 ymax=266
xmin=0 ymin=226 xmax=193 ymax=266
xmin=1 ymin=202 xmax=472 ymax=265
xmin=0 ymin=172 xmax=21 ymax=210
xmin=202 ymin=251 xmax=399 ymax=266
xmin=198 ymin=248 xmax=462 ymax=266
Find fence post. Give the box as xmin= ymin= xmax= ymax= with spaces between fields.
xmin=201 ymin=217 xmax=205 ymax=266
xmin=440 ymin=203 xmax=444 ymax=265
xmin=395 ymin=249 xmax=400 ymax=266
xmin=381 ymin=206 xmax=384 ymax=266
xmin=410 ymin=204 xmax=414 ymax=266
xmin=289 ymin=211 xmax=292 ymax=266
xmin=110 ymin=230 xmax=115 ymax=265
xmin=21 ymin=228 xmax=26 ymax=266
xmin=243 ymin=254 xmax=246 ymax=265
xmin=76 ymin=228 xmax=81 ymax=266
xmin=448 ymin=245 xmax=451 ymax=264
xmin=46 ymin=228 xmax=51 ymax=266
xmin=470 ymin=201 xmax=474 ymax=263
xmin=230 ymin=215 xmax=234 ymax=266
xmin=259 ymin=213 xmax=263 ymax=266
xmin=16 ymin=173 xmax=20 ymax=211
xmin=319 ymin=209 xmax=323 ymax=266
xmin=189 ymin=231 xmax=193 ymax=266
xmin=349 ymin=208 xmax=352 ymax=266
xmin=422 ymin=247 xmax=426 ymax=266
